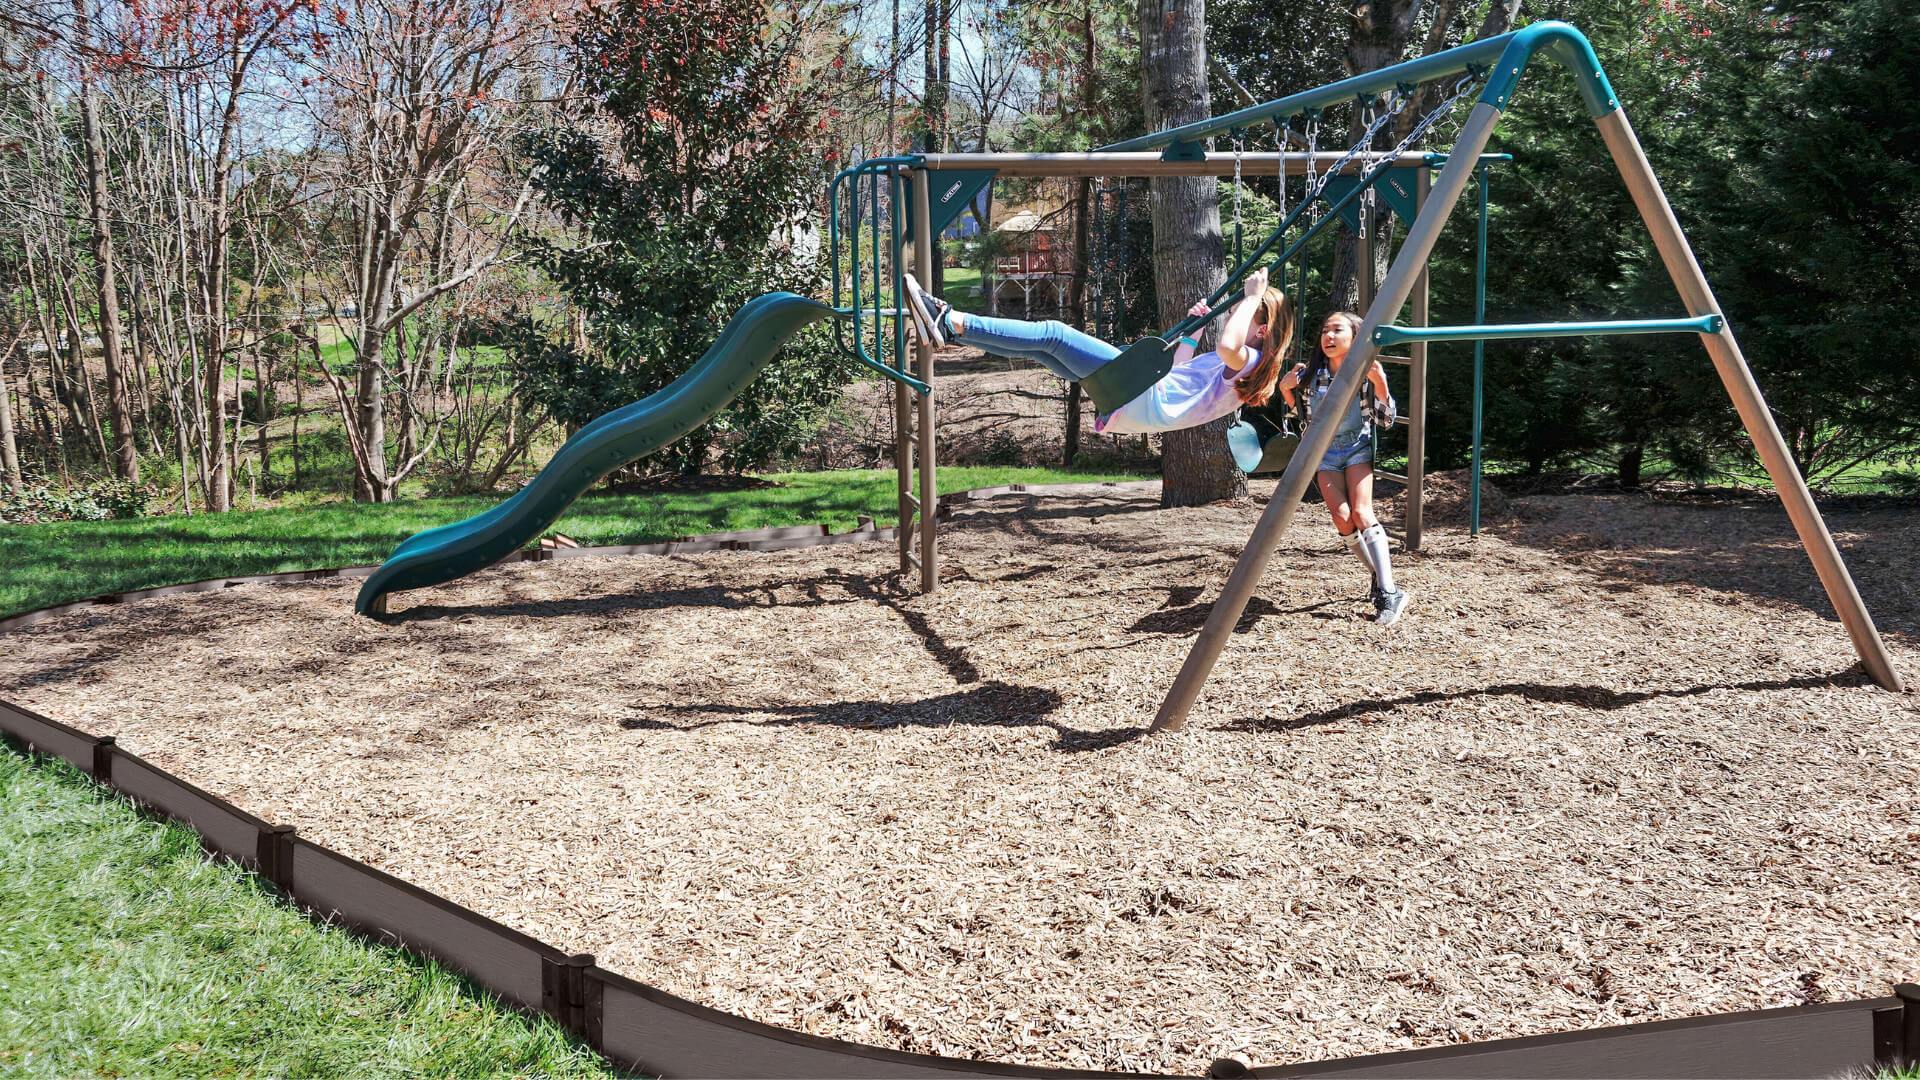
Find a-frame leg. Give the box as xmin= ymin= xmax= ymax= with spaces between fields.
xmin=1150 ymin=101 xmax=1508 ymax=733
xmin=1597 ymin=109 xmax=1903 ymax=692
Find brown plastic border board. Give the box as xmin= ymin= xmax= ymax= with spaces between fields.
xmin=3 ymin=695 xmax=1908 ymax=1080
xmin=2 ymin=485 xmax=1914 ymax=1078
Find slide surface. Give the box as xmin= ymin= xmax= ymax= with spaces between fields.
xmin=355 ymin=292 xmax=837 ymax=614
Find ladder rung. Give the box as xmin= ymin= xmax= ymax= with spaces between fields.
xmin=902 ymin=492 xmax=920 ymax=508
xmin=1375 ymin=470 xmax=1408 ymax=483
xmin=1393 ymin=415 xmax=1410 ymax=427
xmin=1378 ymin=354 xmax=1414 ymax=365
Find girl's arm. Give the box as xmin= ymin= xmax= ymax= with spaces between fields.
xmin=1174 ymin=300 xmax=1209 ymax=363
xmin=1215 ymin=268 xmax=1270 ymax=373
xmin=1366 ymin=360 xmax=1391 ymax=400
xmin=1278 ymin=363 xmax=1305 ymax=408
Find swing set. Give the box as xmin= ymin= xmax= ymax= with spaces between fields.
xmin=827 ymin=20 xmax=1904 ymax=730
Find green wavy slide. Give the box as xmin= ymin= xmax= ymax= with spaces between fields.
xmin=355 ymin=292 xmax=837 ymax=615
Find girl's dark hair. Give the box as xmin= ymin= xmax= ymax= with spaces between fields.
xmin=1301 ymin=310 xmax=1364 ymax=388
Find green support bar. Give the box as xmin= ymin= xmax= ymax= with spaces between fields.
xmin=1471 ymin=162 xmax=1488 ymax=536
xmin=1373 ymin=314 xmax=1723 ymax=347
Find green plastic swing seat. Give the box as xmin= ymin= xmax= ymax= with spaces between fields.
xmin=1078 ymin=336 xmax=1180 ymax=414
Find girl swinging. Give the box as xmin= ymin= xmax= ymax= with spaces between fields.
xmin=902 ymin=269 xmax=1294 ymax=435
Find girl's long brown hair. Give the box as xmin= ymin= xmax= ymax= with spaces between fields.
xmin=1234 ymin=287 xmax=1297 ymax=407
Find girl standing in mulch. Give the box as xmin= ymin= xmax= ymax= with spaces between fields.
xmin=902 ymin=269 xmax=1294 ymax=435
xmin=1278 ymin=311 xmax=1409 ymax=625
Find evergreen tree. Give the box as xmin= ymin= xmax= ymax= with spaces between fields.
xmin=512 ymin=0 xmax=849 ymax=476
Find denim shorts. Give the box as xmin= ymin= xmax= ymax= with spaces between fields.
xmin=1317 ymin=434 xmax=1374 ymax=473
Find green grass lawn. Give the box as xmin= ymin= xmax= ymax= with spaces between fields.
xmin=0 ymin=751 xmax=627 ymax=1079
xmin=0 ymin=466 xmax=1148 ymax=618
xmin=943 ymin=266 xmax=984 ymax=311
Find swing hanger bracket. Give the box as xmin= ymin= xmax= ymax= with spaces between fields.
xmin=1160 ymin=139 xmax=1207 ymax=162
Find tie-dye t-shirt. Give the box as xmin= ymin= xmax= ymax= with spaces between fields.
xmin=1095 ymin=349 xmax=1258 ymax=435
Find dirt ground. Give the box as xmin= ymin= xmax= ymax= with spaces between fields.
xmin=4 ymin=481 xmax=1918 ymax=1074
xmin=808 ymin=346 xmax=1158 ymax=471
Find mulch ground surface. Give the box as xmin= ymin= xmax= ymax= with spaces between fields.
xmin=5 ymin=480 xmax=1917 ymax=1074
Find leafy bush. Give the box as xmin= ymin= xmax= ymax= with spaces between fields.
xmin=242 ymin=384 xmax=279 ymax=424
xmin=1 ymin=478 xmax=156 ymax=524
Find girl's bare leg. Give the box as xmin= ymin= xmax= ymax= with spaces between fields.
xmin=1346 ymin=462 xmax=1378 ymax=530
xmin=1316 ymin=470 xmax=1354 ymax=534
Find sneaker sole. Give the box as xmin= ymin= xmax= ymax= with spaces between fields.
xmin=902 ymin=278 xmax=946 ymax=348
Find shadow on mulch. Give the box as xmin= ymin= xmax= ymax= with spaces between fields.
xmin=622 ymin=679 xmax=1143 ymax=753
xmin=1482 ymin=495 xmax=1920 ymax=644
xmin=1220 ymin=667 xmax=1876 ymax=734
xmin=1128 ymin=589 xmax=1292 ymax=635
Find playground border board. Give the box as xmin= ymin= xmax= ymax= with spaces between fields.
xmin=2 ymin=482 xmax=1914 ymax=1079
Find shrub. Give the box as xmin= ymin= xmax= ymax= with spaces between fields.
xmin=1 ymin=478 xmax=156 ymax=524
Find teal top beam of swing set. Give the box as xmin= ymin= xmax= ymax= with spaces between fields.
xmin=1372 ymin=314 xmax=1724 ymax=347
xmin=1099 ymin=21 xmax=1616 ymax=159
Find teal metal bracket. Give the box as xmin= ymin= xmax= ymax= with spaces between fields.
xmin=1373 ymin=314 xmax=1724 ymax=347
xmin=1478 ymin=21 xmax=1617 ymax=116
xmin=905 ymin=168 xmax=998 ymax=240
xmin=1161 ymin=139 xmax=1207 ymax=162
xmin=1322 ymin=171 xmax=1418 ymax=229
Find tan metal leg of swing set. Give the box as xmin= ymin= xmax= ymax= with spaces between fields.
xmin=1596 ymin=108 xmax=1902 ymax=694
xmin=1150 ymin=101 xmax=1902 ymax=734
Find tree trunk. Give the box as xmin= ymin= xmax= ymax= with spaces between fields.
xmin=1063 ymin=0 xmax=1098 ymax=469
xmin=1139 ymin=0 xmax=1240 ymax=506
xmin=73 ymin=0 xmax=139 ymax=483
xmin=0 ymin=323 xmax=23 ymax=492
xmin=1065 ymin=176 xmax=1094 ymax=466
xmin=1617 ymin=443 xmax=1644 ymax=489
xmin=355 ymin=343 xmax=387 ymax=501
xmin=923 ymin=0 xmax=951 ymax=294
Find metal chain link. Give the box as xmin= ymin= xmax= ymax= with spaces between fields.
xmin=1230 ymin=128 xmax=1244 ymax=254
xmin=1276 ymin=119 xmax=1291 ymax=224
xmin=1303 ymin=113 xmax=1321 ymax=225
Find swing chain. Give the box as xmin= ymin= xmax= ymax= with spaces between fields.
xmin=1230 ymin=127 xmax=1244 ymax=253
xmin=1276 ymin=118 xmax=1291 ymax=223
xmin=1305 ymin=87 xmax=1407 ymax=211
xmin=1306 ymin=71 xmax=1483 ymax=237
xmin=1303 ymin=110 xmax=1321 ymax=225
xmin=1358 ymin=95 xmax=1378 ymax=240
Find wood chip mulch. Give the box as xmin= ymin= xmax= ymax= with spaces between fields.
xmin=4 ymin=479 xmax=1917 ymax=1074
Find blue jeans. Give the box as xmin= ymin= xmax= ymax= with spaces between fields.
xmin=1317 ymin=432 xmax=1374 ymax=473
xmin=957 ymin=314 xmax=1120 ymax=381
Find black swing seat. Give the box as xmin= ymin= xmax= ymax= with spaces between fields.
xmin=1078 ymin=336 xmax=1179 ymax=414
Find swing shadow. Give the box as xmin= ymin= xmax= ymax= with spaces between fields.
xmin=620 ymin=681 xmax=1144 ymax=753
xmin=1221 ymin=668 xmax=1875 ymax=734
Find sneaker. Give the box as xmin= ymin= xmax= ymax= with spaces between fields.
xmin=901 ymin=273 xmax=950 ymax=348
xmin=1375 ymin=588 xmax=1412 ymax=627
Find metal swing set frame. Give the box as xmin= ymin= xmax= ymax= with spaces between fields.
xmin=828 ymin=20 xmax=1904 ymax=732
